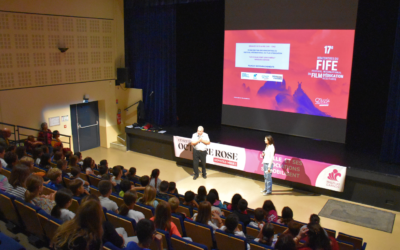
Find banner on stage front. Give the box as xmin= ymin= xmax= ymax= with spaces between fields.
xmin=173 ymin=136 xmax=347 ymax=192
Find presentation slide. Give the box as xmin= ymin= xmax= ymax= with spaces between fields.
xmin=223 ymin=30 xmax=355 ymax=120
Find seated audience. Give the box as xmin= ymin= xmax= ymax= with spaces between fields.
xmin=206 ymin=192 xmax=223 ymax=217
xmin=39 ymin=153 xmax=52 ymax=171
xmin=195 ymin=185 xmax=207 ymax=204
xmin=169 ymin=196 xmax=191 ymax=220
xmin=279 ymin=206 xmax=294 ymax=225
xmin=156 ymin=180 xmax=170 ymax=200
xmin=233 ymin=199 xmax=251 ymax=228
xmin=82 ymin=157 xmax=95 ymax=175
xmin=140 ymin=175 xmax=150 ymax=187
xmin=220 ymin=213 xmax=249 ymax=249
xmin=119 ymin=179 xmax=133 ymax=197
xmin=298 ymin=223 xmax=339 ymax=250
xmin=51 ymin=188 xmax=75 ymax=222
xmin=98 ymin=180 xmax=119 ymax=213
xmin=57 ymin=159 xmax=70 ymax=178
xmin=263 ymin=200 xmax=279 ymax=223
xmin=6 ymin=164 xmax=31 ymax=199
xmin=0 ymin=146 xmax=7 ymax=168
xmin=285 ymin=221 xmax=302 ymax=243
xmin=25 ymin=174 xmax=55 ymax=214
xmin=193 ymin=201 xmax=223 ymax=232
xmin=16 ymin=146 xmax=27 ymax=160
xmin=47 ymin=168 xmax=64 ymax=190
xmin=183 ymin=191 xmax=199 ymax=208
xmin=126 ymin=167 xmax=140 ymax=183
xmin=69 ymin=178 xmax=89 ymax=198
xmin=149 ymin=169 xmax=161 ymax=191
xmin=52 ymin=199 xmax=103 ymax=250
xmin=249 ymin=208 xmax=266 ymax=228
xmin=52 ymin=151 xmax=64 ymax=165
xmin=209 ymin=189 xmax=226 ymax=209
xmin=68 ymin=155 xmax=79 ymax=169
xmin=4 ymin=151 xmax=17 ymax=171
xmin=300 ymin=214 xmax=329 ymax=237
xmin=125 ymin=219 xmax=162 ymax=250
xmin=33 ymin=147 xmax=43 ymax=166
xmin=70 ymin=167 xmax=90 ymax=192
xmin=74 ymin=152 xmax=83 ymax=166
xmin=119 ymin=190 xmax=145 ymax=222
xmin=254 ymin=223 xmax=278 ymax=248
xmin=150 ymin=201 xmax=181 ymax=237
xmin=112 ymin=165 xmax=123 ymax=184
xmin=98 ymin=164 xmax=109 ymax=178
xmin=275 ymin=234 xmax=297 ymax=250
xmin=25 ymin=135 xmax=43 ymax=154
xmin=227 ymin=193 xmax=244 ymax=213
xmin=6 ymin=145 xmax=16 ymax=153
xmin=139 ymin=185 xmax=158 ymax=208
xmin=20 ymin=156 xmax=46 ymax=178
xmin=0 ymin=164 xmax=11 ymax=191
xmin=99 ymin=159 xmax=108 ymax=170
xmin=51 ymin=130 xmax=71 ymax=155
xmin=168 ymin=182 xmax=179 ymax=196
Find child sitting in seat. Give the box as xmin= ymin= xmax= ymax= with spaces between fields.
xmin=183 ymin=191 xmax=199 ymax=208
xmin=112 ymin=166 xmax=123 ymax=185
xmin=47 ymin=168 xmax=64 ymax=190
xmin=119 ymin=190 xmax=145 ymax=222
xmin=70 ymin=167 xmax=90 ymax=192
xmin=156 ymin=181 xmax=170 ymax=201
xmin=57 ymin=159 xmax=70 ymax=178
xmin=167 ymin=182 xmax=179 ymax=197
xmin=69 ymin=178 xmax=89 ymax=198
xmin=51 ymin=188 xmax=75 ymax=222
xmin=98 ymin=180 xmax=119 ymax=213
xmin=119 ymin=179 xmax=133 ymax=197
xmin=254 ymin=223 xmax=278 ymax=248
xmin=220 ymin=213 xmax=250 ymax=250
xmin=169 ymin=196 xmax=191 ymax=221
xmin=249 ymin=208 xmax=266 ymax=229
xmin=126 ymin=167 xmax=140 ymax=183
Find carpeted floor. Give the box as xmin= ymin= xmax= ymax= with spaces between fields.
xmin=319 ymin=199 xmax=396 ymax=233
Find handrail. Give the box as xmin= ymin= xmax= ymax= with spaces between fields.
xmin=124 ymin=100 xmax=140 ymax=111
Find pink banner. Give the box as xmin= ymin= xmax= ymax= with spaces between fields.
xmin=174 ymin=136 xmax=346 ymax=192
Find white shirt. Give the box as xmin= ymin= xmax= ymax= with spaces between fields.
xmin=60 ymin=208 xmax=75 ymax=222
xmin=1 ymin=158 xmax=7 ymax=168
xmin=191 ymin=132 xmax=210 ymax=151
xmin=127 ymin=209 xmax=145 ymax=223
xmin=262 ymin=144 xmax=275 ymax=167
xmin=192 ymin=213 xmax=221 ymax=232
xmin=99 ymin=196 xmax=118 ymax=212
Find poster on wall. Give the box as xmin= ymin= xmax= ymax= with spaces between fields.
xmin=48 ymin=116 xmax=60 ymax=127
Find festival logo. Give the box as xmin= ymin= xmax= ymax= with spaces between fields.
xmin=327 ymin=169 xmax=341 ymax=181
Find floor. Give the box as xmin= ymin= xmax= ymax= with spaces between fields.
xmin=86 ymin=147 xmax=398 ymax=250
xmin=2 ymin=147 xmax=398 ymax=249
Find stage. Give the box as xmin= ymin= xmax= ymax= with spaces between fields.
xmin=126 ymin=125 xmax=400 ymax=211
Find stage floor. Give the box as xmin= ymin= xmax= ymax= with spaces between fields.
xmin=153 ymin=124 xmax=400 ymax=177
xmin=82 ymin=147 xmax=398 ymax=250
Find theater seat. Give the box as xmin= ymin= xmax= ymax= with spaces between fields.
xmin=63 ymin=177 xmax=71 ymax=187
xmin=337 ymin=232 xmax=363 ymax=250
xmin=2 ymin=168 xmax=11 ymax=179
xmin=270 ymin=221 xmax=287 ymax=234
xmin=150 ymin=229 xmax=172 ymax=250
xmin=221 ymin=208 xmax=232 ymax=217
xmin=176 ymin=204 xmax=192 ymax=217
xmin=249 ymin=240 xmax=274 ymax=250
xmin=106 ymin=211 xmax=137 ymax=237
xmin=109 ymin=195 xmax=124 ymax=207
xmin=14 ymin=198 xmax=45 ymax=241
xmin=0 ymin=232 xmax=26 ymax=250
xmin=89 ymin=185 xmax=101 ymax=197
xmin=215 ymin=229 xmax=247 ymax=250
xmin=37 ymin=210 xmax=62 ymax=242
xmin=219 ymin=215 xmax=243 ymax=232
xmin=41 ymin=186 xmax=56 ymax=196
xmin=0 ymin=190 xmax=22 ymax=228
xmin=246 ymin=224 xmax=261 ymax=238
xmin=184 ymin=219 xmax=214 ymax=250
xmin=337 ymin=239 xmax=355 ymax=250
xmin=171 ymin=213 xmax=185 ymax=237
xmin=87 ymin=175 xmax=101 ymax=187
xmin=134 ymin=203 xmax=155 ymax=219
xmin=68 ymin=199 xmax=80 ymax=214
xmin=171 ymin=235 xmax=208 ymax=250
xmin=325 ymin=227 xmax=336 ymax=238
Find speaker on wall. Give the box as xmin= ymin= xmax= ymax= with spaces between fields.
xmin=116 ymin=68 xmax=132 ymax=87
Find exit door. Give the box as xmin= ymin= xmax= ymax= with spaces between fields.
xmin=70 ymin=101 xmax=100 ymax=152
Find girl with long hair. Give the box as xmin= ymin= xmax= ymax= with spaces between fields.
xmin=25 ymin=174 xmax=55 ymax=214
xmin=298 ymin=223 xmax=339 ymax=250
xmin=261 ymin=135 xmax=275 ymax=195
xmin=262 ymin=199 xmax=278 ymax=223
xmin=139 ymin=185 xmax=158 ymax=208
xmin=208 ymin=189 xmax=226 ymax=209
xmin=195 ymin=186 xmax=207 ymax=204
xmin=82 ymin=157 xmax=95 ymax=175
xmin=255 ymin=223 xmax=278 ymax=247
xmin=279 ymin=206 xmax=294 ymax=225
xmin=149 ymin=169 xmax=161 ymax=191
xmin=227 ymin=193 xmax=243 ymax=212
xmin=39 ymin=153 xmax=52 ymax=171
xmin=7 ymin=164 xmax=31 ymax=199
xmin=52 ymin=199 xmax=104 ymax=250
xmin=193 ymin=201 xmax=223 ymax=232
xmin=151 ymin=201 xmax=181 ymax=237
xmin=51 ymin=188 xmax=75 ymax=222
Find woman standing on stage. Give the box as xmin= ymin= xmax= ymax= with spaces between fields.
xmin=261 ymin=135 xmax=275 ymax=195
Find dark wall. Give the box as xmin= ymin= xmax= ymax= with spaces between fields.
xmin=176 ymin=1 xmax=224 ymax=127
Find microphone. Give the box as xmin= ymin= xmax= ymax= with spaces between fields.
xmin=149 ymin=91 xmax=154 ymax=97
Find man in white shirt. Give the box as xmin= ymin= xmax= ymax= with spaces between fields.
xmin=0 ymin=146 xmax=7 ymax=168
xmin=191 ymin=126 xmax=210 ymax=180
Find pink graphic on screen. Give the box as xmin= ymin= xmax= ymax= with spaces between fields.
xmin=223 ymin=30 xmax=355 ymax=119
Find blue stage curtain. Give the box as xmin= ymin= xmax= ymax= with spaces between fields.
xmin=381 ymin=5 xmax=400 ymax=164
xmin=125 ymin=2 xmax=177 ymax=126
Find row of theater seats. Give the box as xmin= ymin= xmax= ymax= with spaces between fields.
xmin=1 ymin=166 xmax=367 ymax=250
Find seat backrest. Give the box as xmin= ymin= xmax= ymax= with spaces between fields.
xmin=184 ymin=219 xmax=214 ymax=250
xmin=150 ymin=229 xmax=171 ymax=250
xmin=271 ymin=221 xmax=288 ymax=234
xmin=221 ymin=208 xmax=232 ymax=217
xmin=220 ymin=216 xmax=243 ymax=231
xmin=249 ymin=240 xmax=274 ymax=250
xmin=106 ymin=211 xmax=136 ymax=237
xmin=68 ymin=199 xmax=80 ymax=214
xmin=325 ymin=228 xmax=336 ymax=238
xmin=14 ymin=199 xmax=44 ymax=240
xmin=2 ymin=168 xmax=11 ymax=179
xmin=37 ymin=210 xmax=61 ymax=242
xmin=0 ymin=232 xmax=26 ymax=250
xmin=134 ymin=204 xmax=154 ymax=219
xmin=109 ymin=195 xmax=124 ymax=207
xmin=136 ymin=191 xmax=143 ymax=199
xmin=93 ymin=170 xmax=100 ymax=176
xmin=337 ymin=232 xmax=362 ymax=250
xmin=79 ymin=172 xmax=88 ymax=182
xmin=0 ymin=191 xmax=21 ymax=227
xmin=177 ymin=205 xmax=191 ymax=217
xmin=33 ymin=167 xmax=46 ymax=174
xmin=246 ymin=225 xmax=260 ymax=238
xmin=171 ymin=235 xmax=207 ymax=250
xmin=63 ymin=177 xmax=71 ymax=187
xmin=41 ymin=186 xmax=56 ymax=195
xmin=87 ymin=175 xmax=101 ymax=187
xmin=215 ymin=229 xmax=247 ymax=250
xmin=89 ymin=186 xmax=101 ymax=197
xmin=171 ymin=215 xmax=184 ymax=236
xmin=337 ymin=239 xmax=355 ymax=250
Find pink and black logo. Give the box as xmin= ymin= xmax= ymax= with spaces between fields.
xmin=328 ymin=169 xmax=341 ymax=181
